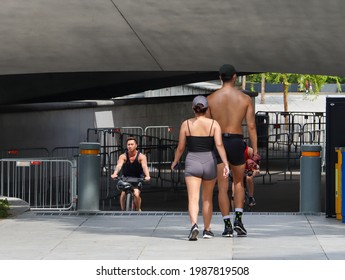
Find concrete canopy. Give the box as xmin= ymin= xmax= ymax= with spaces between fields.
xmin=1 ymin=0 xmax=344 ymax=104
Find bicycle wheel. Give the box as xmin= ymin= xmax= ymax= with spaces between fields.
xmin=125 ymin=192 xmax=133 ymax=211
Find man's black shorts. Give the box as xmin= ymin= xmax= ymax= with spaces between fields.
xmin=215 ymin=133 xmax=246 ymax=166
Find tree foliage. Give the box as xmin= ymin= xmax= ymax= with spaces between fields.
xmin=247 ymin=72 xmax=342 ymax=94
xmin=246 ymin=72 xmax=343 ymax=111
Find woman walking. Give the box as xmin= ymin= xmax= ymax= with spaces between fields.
xmin=171 ymin=95 xmax=229 ymax=241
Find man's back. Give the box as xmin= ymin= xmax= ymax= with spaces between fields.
xmin=207 ymin=84 xmax=252 ymax=134
xmin=207 ymin=63 xmax=258 ymax=155
xmin=206 ymin=64 xmax=259 ymax=237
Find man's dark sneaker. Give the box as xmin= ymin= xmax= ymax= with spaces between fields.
xmin=249 ymin=197 xmax=256 ymax=207
xmin=222 ymin=225 xmax=234 ymax=237
xmin=188 ymin=224 xmax=199 ymax=241
xmin=234 ymin=220 xmax=247 ymax=236
xmin=203 ymin=229 xmax=214 ymax=239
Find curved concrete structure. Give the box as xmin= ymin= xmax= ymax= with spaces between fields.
xmin=1 ymin=0 xmax=344 ymax=104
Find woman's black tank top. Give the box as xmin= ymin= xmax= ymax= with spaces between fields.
xmin=186 ymin=120 xmax=215 ymax=152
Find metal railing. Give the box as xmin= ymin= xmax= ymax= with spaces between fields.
xmin=0 ymin=158 xmax=77 ymax=211
xmin=0 ymin=148 xmax=49 ymax=158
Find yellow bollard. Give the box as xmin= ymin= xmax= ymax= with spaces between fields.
xmin=338 ymin=150 xmax=345 ymax=223
xmin=335 ymin=147 xmax=343 ymax=221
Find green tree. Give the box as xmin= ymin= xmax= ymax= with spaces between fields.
xmin=246 ymin=72 xmax=342 ymax=110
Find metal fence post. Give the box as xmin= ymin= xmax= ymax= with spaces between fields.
xmin=300 ymin=144 xmax=322 ymax=213
xmin=78 ymin=142 xmax=101 ymax=211
xmin=71 ymin=159 xmax=78 ymax=210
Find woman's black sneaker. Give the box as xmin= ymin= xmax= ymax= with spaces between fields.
xmin=203 ymin=229 xmax=214 ymax=239
xmin=188 ymin=224 xmax=199 ymax=241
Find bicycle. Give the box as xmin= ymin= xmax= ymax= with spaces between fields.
xmin=115 ymin=176 xmax=144 ymax=211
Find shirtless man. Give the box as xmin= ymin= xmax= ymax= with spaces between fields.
xmin=206 ymin=64 xmax=260 ymax=237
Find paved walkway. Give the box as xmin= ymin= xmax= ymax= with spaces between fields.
xmin=1 ymin=174 xmax=344 ymax=279
xmin=1 ymin=173 xmax=343 ymax=261
xmin=1 ymin=210 xmax=344 ymax=260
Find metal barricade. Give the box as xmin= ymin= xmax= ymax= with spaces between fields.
xmin=51 ymin=146 xmax=79 ymax=158
xmin=0 ymin=148 xmax=50 ymax=159
xmin=256 ymin=111 xmax=326 ymax=140
xmin=144 ymin=126 xmax=175 ymax=141
xmin=0 ymin=158 xmax=77 ymax=211
xmin=254 ymin=111 xmax=326 ymax=180
xmin=120 ymin=126 xmax=144 ymax=137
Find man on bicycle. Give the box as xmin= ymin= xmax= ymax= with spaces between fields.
xmin=111 ymin=137 xmax=150 ymax=211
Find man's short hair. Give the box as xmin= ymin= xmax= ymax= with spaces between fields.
xmin=219 ymin=64 xmax=236 ymax=81
xmin=126 ymin=137 xmax=137 ymax=144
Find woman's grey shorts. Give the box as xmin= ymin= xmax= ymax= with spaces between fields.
xmin=184 ymin=151 xmax=217 ymax=180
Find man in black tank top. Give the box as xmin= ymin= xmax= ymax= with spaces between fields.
xmin=111 ymin=137 xmax=150 ymax=211
xmin=122 ymin=150 xmax=144 ymax=178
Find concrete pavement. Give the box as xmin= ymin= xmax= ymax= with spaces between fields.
xmin=0 ymin=172 xmax=343 ymax=261
xmin=254 ymin=92 xmax=329 ymax=113
xmin=1 ymin=209 xmax=344 ymax=260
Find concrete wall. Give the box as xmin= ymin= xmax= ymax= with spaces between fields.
xmin=0 ymin=107 xmax=93 ymax=154
xmin=0 ymin=97 xmax=195 ymax=155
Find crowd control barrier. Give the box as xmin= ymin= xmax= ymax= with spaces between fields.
xmin=0 ymin=158 xmax=76 ymax=210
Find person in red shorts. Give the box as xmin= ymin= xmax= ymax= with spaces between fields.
xmin=231 ymin=142 xmax=260 ymax=211
xmin=243 ymin=142 xmax=260 ymax=206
